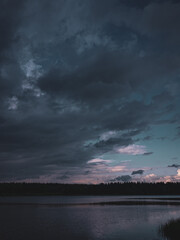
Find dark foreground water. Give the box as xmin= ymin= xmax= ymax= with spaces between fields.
xmin=0 ymin=196 xmax=180 ymax=240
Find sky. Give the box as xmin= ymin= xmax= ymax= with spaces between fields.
xmin=0 ymin=0 xmax=180 ymax=183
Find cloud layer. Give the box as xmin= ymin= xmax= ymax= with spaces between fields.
xmin=0 ymin=0 xmax=180 ymax=182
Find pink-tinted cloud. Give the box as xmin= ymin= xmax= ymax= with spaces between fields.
xmin=110 ymin=166 xmax=126 ymax=172
xmin=131 ymin=169 xmax=180 ymax=183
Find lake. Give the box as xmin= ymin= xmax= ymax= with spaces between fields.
xmin=0 ymin=196 xmax=180 ymax=240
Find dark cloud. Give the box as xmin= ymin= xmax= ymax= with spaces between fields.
xmin=0 ymin=0 xmax=180 ymax=181
xmin=143 ymin=152 xmax=153 ymax=156
xmin=94 ymin=137 xmax=133 ymax=150
xmin=176 ymin=126 xmax=180 ymax=138
xmin=84 ymin=170 xmax=91 ymax=175
xmin=0 ymin=0 xmax=24 ymax=58
xmin=168 ymin=164 xmax=180 ymax=168
xmin=143 ymin=136 xmax=153 ymax=141
xmin=57 ymin=175 xmax=69 ymax=180
xmin=131 ymin=170 xmax=144 ymax=175
xmin=110 ymin=175 xmax=132 ymax=182
xmin=0 ymin=0 xmax=25 ymax=98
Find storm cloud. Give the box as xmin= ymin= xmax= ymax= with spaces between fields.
xmin=0 ymin=0 xmax=180 ymax=182
xmin=131 ymin=170 xmax=144 ymax=175
xmin=168 ymin=164 xmax=180 ymax=168
xmin=110 ymin=175 xmax=132 ymax=182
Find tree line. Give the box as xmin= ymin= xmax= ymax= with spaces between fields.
xmin=0 ymin=182 xmax=180 ymax=196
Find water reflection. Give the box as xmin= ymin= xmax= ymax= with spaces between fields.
xmin=0 ymin=197 xmax=180 ymax=240
xmin=159 ymin=218 xmax=180 ymax=240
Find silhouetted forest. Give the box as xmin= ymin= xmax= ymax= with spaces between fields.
xmin=0 ymin=182 xmax=180 ymax=196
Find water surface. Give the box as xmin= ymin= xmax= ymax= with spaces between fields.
xmin=0 ymin=196 xmax=179 ymax=240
